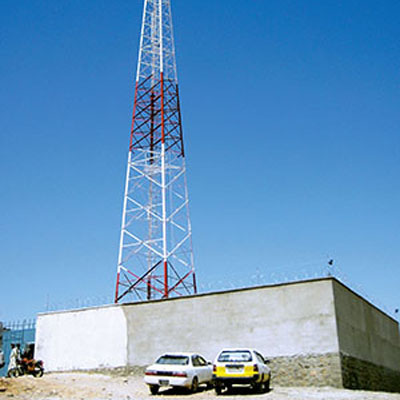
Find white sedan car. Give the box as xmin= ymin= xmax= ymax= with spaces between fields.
xmin=144 ymin=352 xmax=213 ymax=394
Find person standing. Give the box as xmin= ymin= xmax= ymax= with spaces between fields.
xmin=7 ymin=344 xmax=19 ymax=377
xmin=0 ymin=348 xmax=4 ymax=369
xmin=15 ymin=344 xmax=21 ymax=360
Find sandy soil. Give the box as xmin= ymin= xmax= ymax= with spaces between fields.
xmin=1 ymin=372 xmax=400 ymax=400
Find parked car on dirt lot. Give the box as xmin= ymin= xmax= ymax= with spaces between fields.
xmin=213 ymin=348 xmax=271 ymax=395
xmin=144 ymin=352 xmax=213 ymax=395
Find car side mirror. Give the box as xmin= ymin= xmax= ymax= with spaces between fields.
xmin=207 ymin=361 xmax=212 ymax=365
xmin=264 ymin=359 xmax=270 ymax=364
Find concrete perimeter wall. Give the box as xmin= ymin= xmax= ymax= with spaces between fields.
xmin=35 ymin=278 xmax=400 ymax=391
xmin=36 ymin=279 xmax=340 ymax=386
xmin=333 ymin=281 xmax=400 ymax=392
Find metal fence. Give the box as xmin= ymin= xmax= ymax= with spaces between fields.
xmin=0 ymin=319 xmax=36 ymax=377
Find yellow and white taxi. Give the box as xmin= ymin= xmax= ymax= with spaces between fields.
xmin=213 ymin=348 xmax=271 ymax=394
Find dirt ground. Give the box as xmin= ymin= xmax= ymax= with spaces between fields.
xmin=1 ymin=372 xmax=400 ymax=400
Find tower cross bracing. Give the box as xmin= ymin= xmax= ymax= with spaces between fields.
xmin=115 ymin=0 xmax=196 ymax=303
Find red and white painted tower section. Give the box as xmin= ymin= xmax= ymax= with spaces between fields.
xmin=115 ymin=0 xmax=196 ymax=303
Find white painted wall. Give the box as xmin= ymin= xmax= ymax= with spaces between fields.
xmin=36 ymin=306 xmax=128 ymax=371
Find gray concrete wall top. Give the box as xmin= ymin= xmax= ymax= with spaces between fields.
xmin=333 ymin=280 xmax=400 ymax=371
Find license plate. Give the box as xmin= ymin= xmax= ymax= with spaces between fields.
xmin=226 ymin=367 xmax=243 ymax=374
xmin=159 ymin=379 xmax=169 ymax=387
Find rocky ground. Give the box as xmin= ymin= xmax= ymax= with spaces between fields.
xmin=1 ymin=372 xmax=400 ymax=400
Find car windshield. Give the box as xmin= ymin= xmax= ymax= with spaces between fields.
xmin=156 ymin=355 xmax=189 ymax=365
xmin=218 ymin=351 xmax=252 ymax=362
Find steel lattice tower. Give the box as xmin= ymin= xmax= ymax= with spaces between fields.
xmin=115 ymin=0 xmax=196 ymax=303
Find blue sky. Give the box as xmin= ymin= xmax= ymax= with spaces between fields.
xmin=0 ymin=0 xmax=399 ymax=322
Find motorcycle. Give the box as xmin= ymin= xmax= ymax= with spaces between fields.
xmin=19 ymin=358 xmax=44 ymax=378
xmin=7 ymin=358 xmax=44 ymax=378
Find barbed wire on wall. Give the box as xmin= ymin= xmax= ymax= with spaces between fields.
xmin=45 ymin=294 xmax=114 ymax=313
xmin=39 ymin=260 xmax=397 ymax=321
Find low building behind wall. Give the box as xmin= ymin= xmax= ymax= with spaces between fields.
xmin=36 ymin=278 xmax=400 ymax=392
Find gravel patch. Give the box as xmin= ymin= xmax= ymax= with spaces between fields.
xmin=1 ymin=373 xmax=400 ymax=400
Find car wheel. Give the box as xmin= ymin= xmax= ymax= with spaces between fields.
xmin=149 ymin=385 xmax=159 ymax=395
xmin=264 ymin=378 xmax=270 ymax=392
xmin=251 ymin=381 xmax=263 ymax=393
xmin=206 ymin=382 xmax=214 ymax=390
xmin=214 ymin=384 xmax=222 ymax=396
xmin=191 ymin=376 xmax=199 ymax=393
xmin=225 ymin=383 xmax=232 ymax=392
xmin=33 ymin=367 xmax=44 ymax=378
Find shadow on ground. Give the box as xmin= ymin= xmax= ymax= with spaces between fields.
xmin=216 ymin=387 xmax=272 ymax=396
xmin=152 ymin=385 xmax=272 ymax=397
xmin=154 ymin=385 xmax=212 ymax=396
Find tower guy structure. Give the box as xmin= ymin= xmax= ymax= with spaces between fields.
xmin=115 ymin=0 xmax=196 ymax=303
